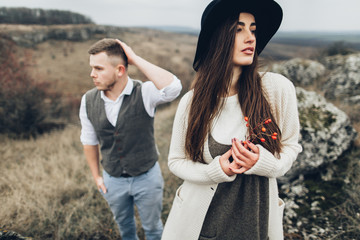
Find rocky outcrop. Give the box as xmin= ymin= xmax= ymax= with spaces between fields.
xmin=271 ymin=58 xmax=326 ymax=86
xmin=322 ymin=53 xmax=360 ymax=101
xmin=280 ymin=87 xmax=358 ymax=238
xmin=270 ymin=54 xmax=359 ymax=237
xmin=0 ymin=7 xmax=93 ymax=25
xmin=271 ymin=53 xmax=360 ymax=106
xmin=0 ymin=24 xmax=128 ymax=47
xmin=0 ymin=229 xmax=31 ymax=240
xmin=279 ymin=87 xmax=357 ymax=183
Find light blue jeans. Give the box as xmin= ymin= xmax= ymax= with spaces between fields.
xmin=101 ymin=162 xmax=164 ymax=240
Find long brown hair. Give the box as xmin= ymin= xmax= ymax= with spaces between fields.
xmin=185 ymin=13 xmax=282 ymax=163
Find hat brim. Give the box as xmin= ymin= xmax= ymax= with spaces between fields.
xmin=193 ymin=0 xmax=283 ymax=71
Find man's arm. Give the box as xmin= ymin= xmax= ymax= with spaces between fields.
xmin=116 ymin=40 xmax=174 ymax=90
xmin=83 ymin=145 xmax=107 ymax=193
xmin=79 ymin=95 xmax=106 ymax=192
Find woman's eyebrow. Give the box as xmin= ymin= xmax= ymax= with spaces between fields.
xmin=237 ymin=22 xmax=256 ymax=26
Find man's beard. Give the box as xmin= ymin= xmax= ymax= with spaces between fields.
xmin=101 ymin=78 xmax=117 ymax=92
xmin=105 ymin=79 xmax=116 ymax=91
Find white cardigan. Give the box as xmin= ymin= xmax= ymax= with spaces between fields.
xmin=162 ymin=72 xmax=302 ymax=240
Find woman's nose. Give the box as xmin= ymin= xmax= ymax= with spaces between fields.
xmin=245 ymin=31 xmax=255 ymax=43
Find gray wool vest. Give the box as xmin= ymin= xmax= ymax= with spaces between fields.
xmin=85 ymin=80 xmax=158 ymax=177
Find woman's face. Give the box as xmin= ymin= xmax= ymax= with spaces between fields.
xmin=233 ymin=12 xmax=256 ymax=67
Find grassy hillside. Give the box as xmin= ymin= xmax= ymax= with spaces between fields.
xmin=6 ymin=24 xmax=341 ymax=102
xmin=18 ymin=27 xmax=197 ymax=98
xmin=1 ymin=24 xmax=194 ymax=239
xmin=0 ymin=102 xmax=181 ymax=240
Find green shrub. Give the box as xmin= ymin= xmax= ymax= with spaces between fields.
xmin=315 ymin=41 xmax=356 ymax=60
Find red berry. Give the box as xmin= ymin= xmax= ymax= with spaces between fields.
xmin=260 ymin=138 xmax=266 ymax=142
xmin=262 ymin=127 xmax=266 ymax=132
xmin=268 ymin=119 xmax=272 ymax=123
xmin=271 ymin=136 xmax=277 ymax=140
xmin=273 ymin=132 xmax=278 ymax=136
xmin=244 ymin=116 xmax=249 ymax=122
xmin=246 ymin=123 xmax=249 ymax=127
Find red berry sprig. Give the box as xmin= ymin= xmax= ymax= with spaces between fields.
xmin=244 ymin=116 xmax=278 ymax=143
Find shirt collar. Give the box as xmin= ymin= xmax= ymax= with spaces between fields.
xmin=100 ymin=77 xmax=133 ymax=102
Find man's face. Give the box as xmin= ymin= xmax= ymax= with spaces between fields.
xmin=89 ymin=52 xmax=118 ymax=91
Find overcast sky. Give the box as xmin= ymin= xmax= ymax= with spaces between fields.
xmin=1 ymin=0 xmax=360 ymax=32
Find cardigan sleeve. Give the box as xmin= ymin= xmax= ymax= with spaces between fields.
xmin=168 ymin=91 xmax=236 ymax=185
xmin=245 ymin=73 xmax=302 ymax=178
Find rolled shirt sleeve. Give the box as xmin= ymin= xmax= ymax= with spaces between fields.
xmin=142 ymin=75 xmax=182 ymax=117
xmin=79 ymin=94 xmax=99 ymax=146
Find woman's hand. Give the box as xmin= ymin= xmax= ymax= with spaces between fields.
xmin=219 ymin=148 xmax=242 ymax=176
xmin=219 ymin=149 xmax=233 ymax=176
xmin=229 ymin=138 xmax=259 ymax=174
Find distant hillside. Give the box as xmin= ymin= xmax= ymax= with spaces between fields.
xmin=144 ymin=27 xmax=360 ymax=60
xmin=0 ymin=24 xmax=198 ymax=101
xmin=272 ymin=31 xmax=360 ymax=50
xmin=147 ymin=26 xmax=199 ymax=35
xmin=0 ymin=7 xmax=93 ymax=25
xmin=145 ymin=26 xmax=360 ymax=51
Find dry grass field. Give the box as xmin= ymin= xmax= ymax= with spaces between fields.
xmin=0 ymin=101 xmax=181 ymax=240
xmin=25 ymin=27 xmax=198 ymax=99
xmin=11 ymin=27 xmax=198 ymax=127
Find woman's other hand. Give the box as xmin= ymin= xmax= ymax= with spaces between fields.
xmin=219 ymin=148 xmax=243 ymax=176
xmin=229 ymin=138 xmax=259 ymax=174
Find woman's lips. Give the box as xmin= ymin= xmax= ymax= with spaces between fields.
xmin=242 ymin=47 xmax=254 ymax=54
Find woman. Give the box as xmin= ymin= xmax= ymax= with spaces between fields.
xmin=162 ymin=0 xmax=302 ymax=239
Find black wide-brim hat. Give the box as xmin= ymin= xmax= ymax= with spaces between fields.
xmin=193 ymin=0 xmax=283 ymax=71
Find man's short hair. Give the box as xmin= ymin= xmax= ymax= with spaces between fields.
xmin=88 ymin=38 xmax=128 ymax=68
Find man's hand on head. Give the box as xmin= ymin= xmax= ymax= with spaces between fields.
xmin=116 ymin=39 xmax=138 ymax=65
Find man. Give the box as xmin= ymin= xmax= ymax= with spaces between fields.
xmin=79 ymin=38 xmax=182 ymax=240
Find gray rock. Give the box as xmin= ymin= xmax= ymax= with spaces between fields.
xmin=322 ymin=53 xmax=360 ymax=101
xmin=0 ymin=229 xmax=30 ymax=239
xmin=279 ymin=87 xmax=357 ymax=183
xmin=344 ymin=95 xmax=360 ymax=105
xmin=271 ymin=58 xmax=326 ymax=86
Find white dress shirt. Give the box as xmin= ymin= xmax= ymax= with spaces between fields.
xmin=79 ymin=75 xmax=182 ymax=145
